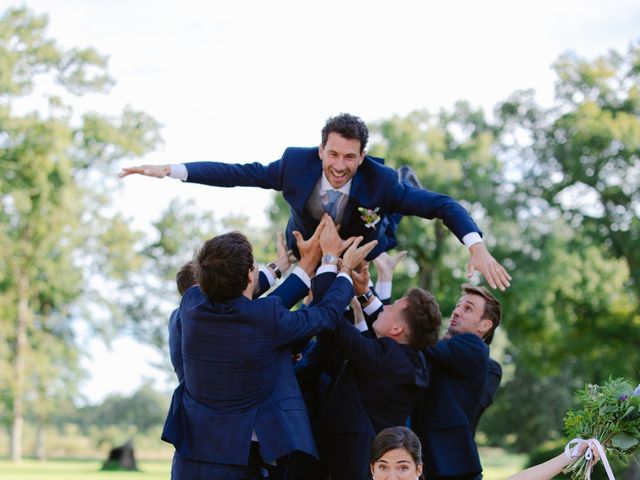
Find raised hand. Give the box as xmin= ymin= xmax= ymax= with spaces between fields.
xmin=350 ymin=261 xmax=371 ymax=296
xmin=467 ymin=243 xmax=511 ymax=291
xmin=372 ymin=250 xmax=407 ymax=283
xmin=118 ymin=164 xmax=171 ymax=178
xmin=342 ymin=238 xmax=378 ymax=274
xmin=274 ymin=231 xmax=295 ymax=272
xmin=320 ymin=215 xmax=355 ymax=256
xmin=292 ymin=218 xmax=326 ymax=276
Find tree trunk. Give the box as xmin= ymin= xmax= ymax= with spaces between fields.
xmin=10 ymin=275 xmax=28 ymax=462
xmin=35 ymin=423 xmax=46 ymax=461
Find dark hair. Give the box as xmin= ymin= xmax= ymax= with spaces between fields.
xmin=194 ymin=231 xmax=254 ymax=302
xmin=462 ymin=284 xmax=502 ymax=345
xmin=321 ymin=113 xmax=369 ymax=152
xmin=402 ymin=288 xmax=441 ymax=349
xmin=370 ymin=426 xmax=423 ymax=469
xmin=176 ymin=261 xmax=196 ymax=296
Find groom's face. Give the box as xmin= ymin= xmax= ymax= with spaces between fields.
xmin=319 ymin=132 xmax=365 ymax=189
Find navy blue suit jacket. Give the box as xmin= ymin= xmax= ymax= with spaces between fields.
xmin=472 ymin=357 xmax=502 ymax=433
xmin=184 ymin=147 xmax=481 ymax=259
xmin=411 ymin=334 xmax=489 ymax=478
xmin=310 ymin=271 xmax=429 ymax=480
xmin=161 ymin=273 xmax=353 ymax=467
xmin=168 ymin=271 xmax=275 ymax=385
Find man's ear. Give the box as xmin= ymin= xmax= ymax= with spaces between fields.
xmin=358 ymin=150 xmax=366 ymax=166
xmin=478 ymin=318 xmax=493 ymax=338
xmin=390 ymin=321 xmax=405 ymax=337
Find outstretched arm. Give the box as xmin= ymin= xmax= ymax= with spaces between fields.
xmin=390 ymin=180 xmax=511 ymax=291
xmin=506 ymin=443 xmax=599 ymax=480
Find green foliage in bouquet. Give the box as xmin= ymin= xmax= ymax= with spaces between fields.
xmin=563 ymin=378 xmax=640 ymax=479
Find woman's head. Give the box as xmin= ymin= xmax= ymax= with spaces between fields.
xmin=370 ymin=426 xmax=423 ymax=479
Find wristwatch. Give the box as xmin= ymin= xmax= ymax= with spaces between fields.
xmin=357 ymin=290 xmax=374 ymax=305
xmin=267 ymin=262 xmax=282 ymax=279
xmin=321 ymin=254 xmax=339 ymax=265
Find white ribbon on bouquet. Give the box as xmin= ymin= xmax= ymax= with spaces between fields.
xmin=564 ymin=437 xmax=615 ymax=480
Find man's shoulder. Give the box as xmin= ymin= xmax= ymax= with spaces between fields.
xmin=281 ymin=146 xmax=319 ymax=161
xmin=447 ymin=333 xmax=489 ymax=350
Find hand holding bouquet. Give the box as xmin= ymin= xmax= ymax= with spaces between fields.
xmin=563 ymin=378 xmax=640 ymax=480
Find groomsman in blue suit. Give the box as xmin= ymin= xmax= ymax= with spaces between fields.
xmin=161 ymin=221 xmax=377 ymax=479
xmin=120 ymin=113 xmax=511 ymax=291
xmin=410 ymin=284 xmax=502 ymax=480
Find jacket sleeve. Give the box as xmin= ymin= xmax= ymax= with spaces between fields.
xmin=274 ymin=276 xmax=353 ymax=348
xmin=267 ymin=272 xmax=309 ymax=309
xmin=185 ymin=160 xmax=283 ymax=190
xmin=388 ymin=177 xmax=482 ymax=243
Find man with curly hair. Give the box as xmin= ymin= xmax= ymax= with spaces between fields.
xmin=120 ymin=113 xmax=510 ymax=291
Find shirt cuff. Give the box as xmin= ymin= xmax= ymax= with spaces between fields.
xmin=364 ymin=297 xmax=383 ymax=315
xmin=462 ymin=232 xmax=483 ymax=247
xmin=355 ymin=319 xmax=369 ymax=332
xmin=317 ymin=264 xmax=338 ymax=275
xmin=260 ymin=267 xmax=276 ymax=287
xmin=292 ymin=266 xmax=311 ymax=289
xmin=169 ymin=164 xmax=188 ymax=181
xmin=337 ymin=272 xmax=353 ymax=285
xmin=375 ymin=281 xmax=392 ymax=300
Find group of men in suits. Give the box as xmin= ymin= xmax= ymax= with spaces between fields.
xmin=121 ymin=113 xmax=507 ymax=479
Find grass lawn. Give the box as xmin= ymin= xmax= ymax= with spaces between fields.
xmin=481 ymin=447 xmax=528 ymax=480
xmin=0 ymin=449 xmax=526 ymax=479
xmin=0 ymin=459 xmax=171 ymax=480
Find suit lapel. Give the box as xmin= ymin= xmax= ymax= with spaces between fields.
xmin=342 ymin=170 xmax=363 ymax=230
xmin=290 ymin=156 xmax=323 ymax=213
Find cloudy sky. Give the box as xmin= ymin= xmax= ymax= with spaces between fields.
xmin=17 ymin=0 xmax=640 ymax=402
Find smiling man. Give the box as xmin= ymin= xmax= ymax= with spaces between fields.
xmin=119 ymin=113 xmax=510 ymax=290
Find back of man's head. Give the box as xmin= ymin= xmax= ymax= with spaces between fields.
xmin=402 ymin=288 xmax=441 ymax=349
xmin=176 ymin=261 xmax=196 ymax=296
xmin=194 ymin=231 xmax=254 ymax=302
xmin=321 ymin=113 xmax=369 ymax=152
xmin=462 ymin=284 xmax=501 ymax=345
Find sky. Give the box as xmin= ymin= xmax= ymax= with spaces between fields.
xmin=16 ymin=0 xmax=640 ymax=403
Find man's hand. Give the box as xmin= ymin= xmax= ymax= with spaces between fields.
xmin=467 ymin=243 xmax=511 ymax=291
xmin=351 ymin=261 xmax=371 ymax=296
xmin=273 ymin=232 xmax=294 ymax=273
xmin=292 ymin=218 xmax=326 ymax=276
xmin=372 ymin=250 xmax=407 ymax=283
xmin=320 ymin=215 xmax=354 ymax=256
xmin=118 ymin=164 xmax=171 ymax=178
xmin=342 ymin=238 xmax=378 ymax=274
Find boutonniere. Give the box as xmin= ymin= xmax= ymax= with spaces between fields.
xmin=358 ymin=207 xmax=381 ymax=229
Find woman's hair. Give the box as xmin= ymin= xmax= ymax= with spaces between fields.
xmin=370 ymin=426 xmax=423 ymax=467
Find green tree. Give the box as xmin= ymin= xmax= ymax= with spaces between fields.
xmin=484 ymin=44 xmax=640 ymax=450
xmin=0 ymin=6 xmax=161 ymax=461
xmin=367 ymin=104 xmax=514 ymax=315
xmin=497 ymin=43 xmax=640 ymax=299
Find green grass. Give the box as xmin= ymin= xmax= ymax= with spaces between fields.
xmin=0 ymin=459 xmax=171 ymax=480
xmin=0 ymin=449 xmax=526 ymax=479
xmin=481 ymin=447 xmax=528 ymax=480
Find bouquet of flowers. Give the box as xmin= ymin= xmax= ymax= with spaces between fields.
xmin=563 ymin=377 xmax=640 ymax=480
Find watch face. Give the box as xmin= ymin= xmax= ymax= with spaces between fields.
xmin=322 ymin=254 xmax=338 ymax=264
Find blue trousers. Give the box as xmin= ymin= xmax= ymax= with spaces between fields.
xmin=171 ymin=442 xmax=263 ymax=480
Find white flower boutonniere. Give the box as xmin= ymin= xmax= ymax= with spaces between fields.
xmin=358 ymin=207 xmax=381 ymax=229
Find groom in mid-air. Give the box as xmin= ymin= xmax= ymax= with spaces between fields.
xmin=120 ymin=113 xmax=510 ymax=290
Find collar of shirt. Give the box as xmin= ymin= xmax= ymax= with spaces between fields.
xmin=320 ymin=173 xmax=352 ymax=197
